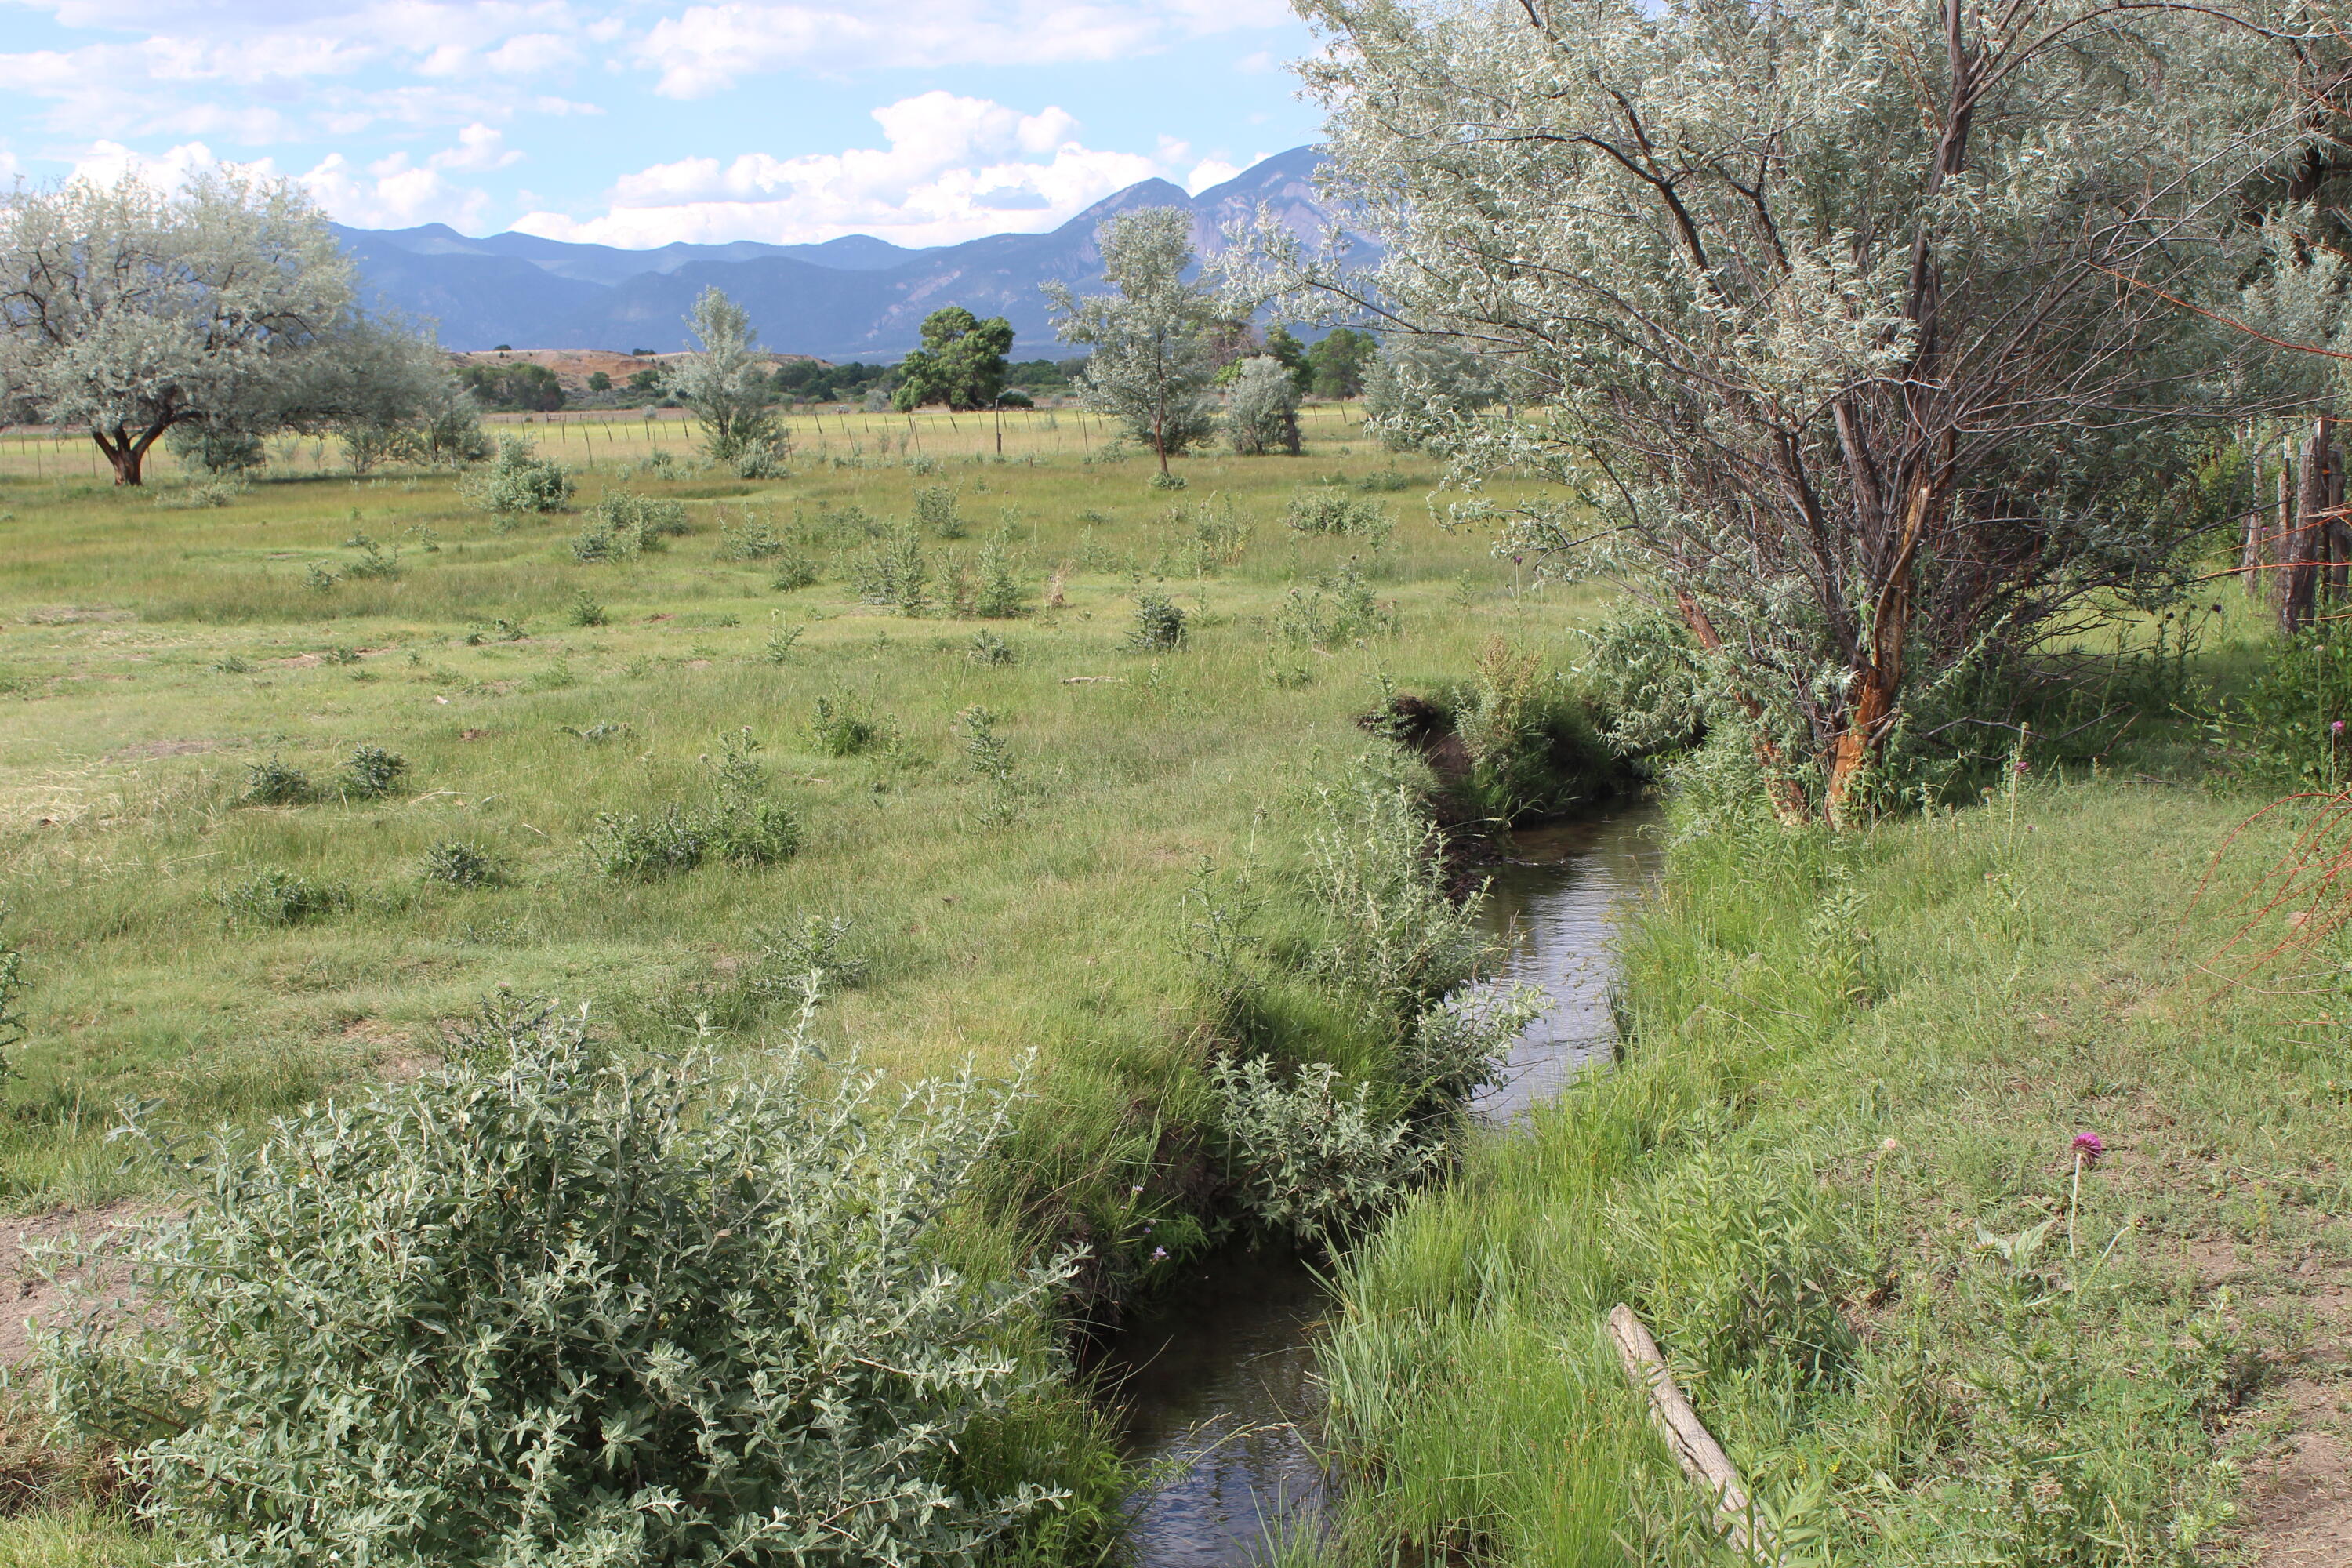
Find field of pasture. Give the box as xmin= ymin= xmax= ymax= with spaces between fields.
xmin=0 ymin=404 xmax=1598 ymax=1213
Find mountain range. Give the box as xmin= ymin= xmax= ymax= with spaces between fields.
xmin=333 ymin=146 xmax=1347 ymax=361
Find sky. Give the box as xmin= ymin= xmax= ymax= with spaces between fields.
xmin=0 ymin=0 xmax=1327 ymax=249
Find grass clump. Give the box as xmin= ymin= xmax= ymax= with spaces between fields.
xmin=240 ymin=755 xmax=314 ymax=807
xmin=219 ymin=869 xmax=347 ymax=925
xmin=41 ymin=1001 xmax=1083 ymax=1568
xmin=420 ymin=840 xmax=505 ymax=888
xmin=807 ymin=696 xmax=889 ymax=757
xmin=1283 ymin=487 xmax=1392 ymax=546
xmin=1127 ymin=593 xmax=1187 ymax=652
xmin=339 ymin=744 xmax=408 ymax=800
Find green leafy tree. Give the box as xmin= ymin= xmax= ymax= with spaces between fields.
xmin=586 ymin=370 xmax=612 ymax=393
xmin=892 ymin=307 xmax=1014 ymax=412
xmin=1044 ymin=207 xmax=1219 ymax=481
xmin=1265 ymin=0 xmax=2332 ymax=825
xmin=1306 ymin=328 xmax=1375 ymax=400
xmin=672 ymin=287 xmax=786 ymax=473
xmin=1265 ymin=325 xmax=1314 ymax=394
xmin=0 ymin=171 xmax=434 ymax=486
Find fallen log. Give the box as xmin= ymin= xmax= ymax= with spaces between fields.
xmin=1607 ymin=1302 xmax=1773 ymax=1563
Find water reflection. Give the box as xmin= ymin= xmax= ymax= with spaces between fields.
xmin=1100 ymin=1248 xmax=1329 ymax=1568
xmin=1466 ymin=805 xmax=1668 ymax=1122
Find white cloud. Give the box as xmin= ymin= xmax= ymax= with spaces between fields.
xmin=637 ymin=0 xmax=1287 ymax=98
xmin=516 ymin=90 xmax=1174 ymax=247
xmin=1184 ymin=158 xmax=1241 ymax=194
xmin=303 ymin=149 xmax=493 ymax=227
xmin=431 ymin=122 xmax=523 ymax=172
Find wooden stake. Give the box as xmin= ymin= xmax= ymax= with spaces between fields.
xmin=1607 ymin=1304 xmax=1771 ymax=1563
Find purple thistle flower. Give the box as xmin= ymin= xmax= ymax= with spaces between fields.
xmin=2333 ymin=720 xmax=2345 ymax=736
xmin=2071 ymin=1131 xmax=2104 ymax=1163
xmin=1149 ymin=1247 xmax=1169 ymax=1263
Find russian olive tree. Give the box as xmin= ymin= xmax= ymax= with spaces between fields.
xmin=1269 ymin=0 xmax=2337 ymax=822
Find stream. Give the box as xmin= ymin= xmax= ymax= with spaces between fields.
xmin=1098 ymin=804 xmax=1668 ymax=1568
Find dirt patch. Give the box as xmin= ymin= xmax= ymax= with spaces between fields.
xmin=2221 ymin=1257 xmax=2352 ymax=1564
xmin=458 ymin=728 xmax=493 ymax=742
xmin=0 ymin=1202 xmax=158 ymax=1369
xmin=21 ymin=607 xmax=133 ymax=626
xmin=103 ymin=738 xmax=227 ymax=762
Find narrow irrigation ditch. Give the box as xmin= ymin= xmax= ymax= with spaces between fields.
xmin=1098 ymin=804 xmax=1667 ymax=1567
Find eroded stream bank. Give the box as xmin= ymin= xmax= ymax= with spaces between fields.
xmin=1098 ymin=804 xmax=1666 ymax=1568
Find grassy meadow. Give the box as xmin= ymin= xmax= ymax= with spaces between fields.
xmin=0 ymin=403 xmax=1594 ymax=1216
xmin=4 ymin=399 xmax=2346 ymax=1566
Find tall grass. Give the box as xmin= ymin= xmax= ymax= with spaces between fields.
xmin=1316 ymin=753 xmax=2324 ymax=1564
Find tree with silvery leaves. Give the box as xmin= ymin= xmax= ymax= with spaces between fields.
xmin=1252 ymin=0 xmax=2345 ymax=825
xmin=673 ymin=286 xmax=787 ymax=472
xmin=0 ymin=171 xmax=437 ymax=487
xmin=1044 ymin=207 xmax=1220 ymax=481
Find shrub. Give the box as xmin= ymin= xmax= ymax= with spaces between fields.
xmin=915 ymin=485 xmax=967 ymax=539
xmin=0 ymin=919 xmax=28 ymax=1079
xmin=2230 ymin=622 xmax=2352 ymax=787
xmin=1283 ymin=488 xmax=1392 ymax=546
xmin=1308 ymin=777 xmax=1494 ymax=1025
xmin=241 ymin=755 xmax=314 ymax=807
xmin=1168 ymin=498 xmax=1249 ymax=577
xmin=1225 ymin=356 xmax=1303 ymax=456
xmin=1393 ymin=984 xmax=1550 ymax=1109
xmin=1210 ymin=1056 xmax=1439 ymax=1252
xmin=971 ymin=533 xmax=1029 ymax=617
xmin=41 ymin=1002 xmax=1076 ymax=1568
xmin=850 ymin=523 xmax=929 ymax=616
xmin=465 ymin=439 xmax=573 ymax=515
xmin=573 ymin=491 xmax=688 ymax=562
xmin=583 ymin=804 xmax=712 ymax=878
xmin=808 ymin=696 xmax=888 ymax=757
xmin=710 ymin=802 xmax=804 ymax=869
xmin=570 ymin=590 xmax=608 ymax=627
xmin=1127 ymin=593 xmax=1188 ymax=652
xmin=764 ymin=625 xmax=804 ymax=663
xmin=420 ymin=840 xmax=504 ymax=888
xmin=717 ymin=511 xmax=788 ymax=561
xmin=750 ymin=915 xmax=869 ymax=990
xmin=1271 ymin=560 xmax=1393 ymax=649
xmin=339 ymin=745 xmax=408 ymax=800
xmin=769 ymin=551 xmax=820 ymax=592
xmin=968 ymin=630 xmax=1014 ymax=666
xmin=220 ymin=870 xmax=346 ymax=925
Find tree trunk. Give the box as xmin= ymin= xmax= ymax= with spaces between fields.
xmin=1152 ymin=401 xmax=1170 ymax=478
xmin=2283 ymin=417 xmax=2332 ymax=633
xmin=1675 ymin=590 xmax=1813 ymax=826
xmin=2243 ymin=432 xmax=2272 ymax=590
xmin=2274 ymin=436 xmax=2297 ymax=613
xmin=1824 ymin=483 xmax=1932 ymax=829
xmin=90 ymin=423 xmax=163 ymax=486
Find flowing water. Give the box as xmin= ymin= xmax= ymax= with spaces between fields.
xmin=1101 ymin=804 xmax=1667 ymax=1568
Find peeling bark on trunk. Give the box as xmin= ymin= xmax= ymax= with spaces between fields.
xmin=1825 ymin=484 xmax=1933 ymax=829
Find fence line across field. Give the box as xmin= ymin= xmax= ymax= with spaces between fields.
xmin=0 ymin=402 xmax=1370 ymax=483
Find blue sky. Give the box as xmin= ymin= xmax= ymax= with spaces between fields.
xmin=0 ymin=1 xmax=1326 ymax=247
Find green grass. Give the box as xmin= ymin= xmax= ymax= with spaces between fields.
xmin=0 ymin=408 xmax=1596 ymax=1210
xmin=1311 ymin=639 xmax=2351 ymax=1564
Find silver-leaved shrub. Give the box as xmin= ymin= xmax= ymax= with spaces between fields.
xmin=42 ymin=999 xmax=1075 ymax=1568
